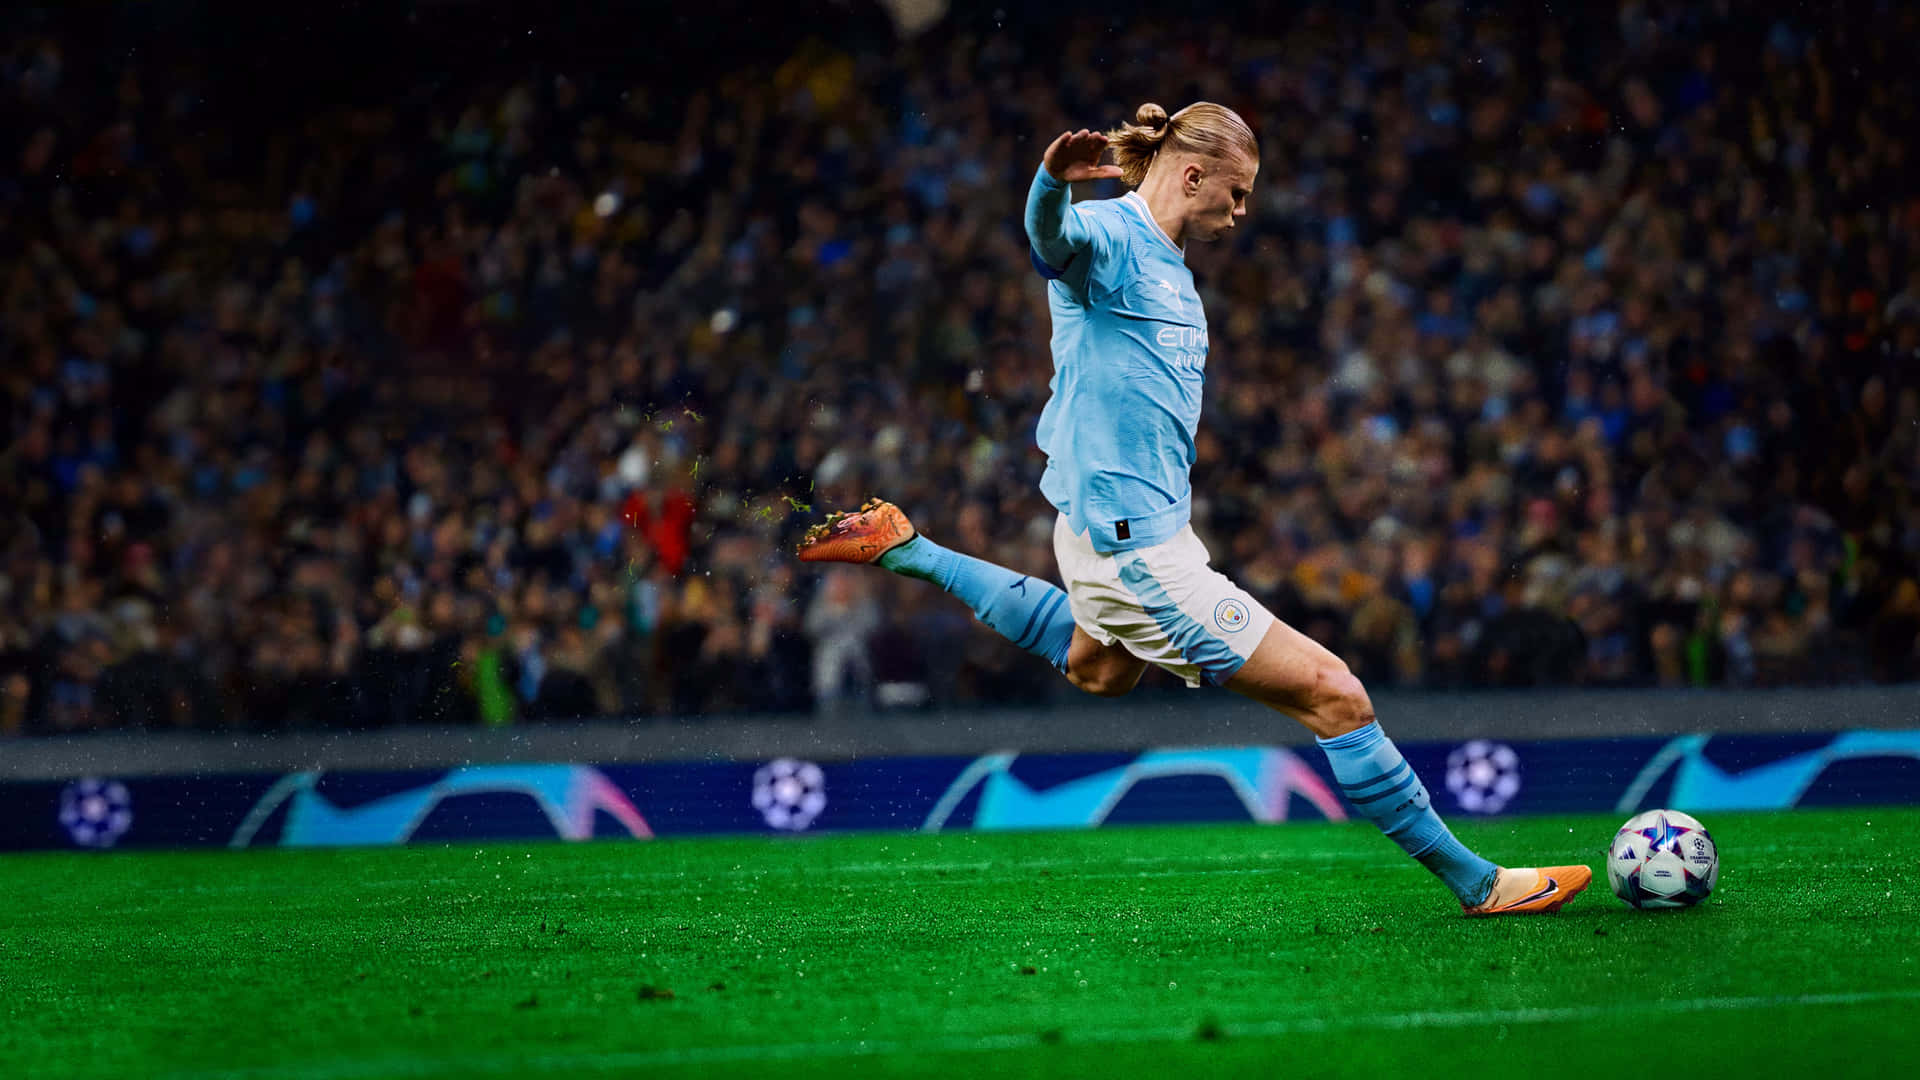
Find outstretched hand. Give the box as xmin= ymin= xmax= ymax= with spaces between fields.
xmin=1043 ymin=129 xmax=1125 ymax=183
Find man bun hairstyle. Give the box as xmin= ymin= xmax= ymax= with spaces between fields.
xmin=1106 ymin=101 xmax=1257 ymax=188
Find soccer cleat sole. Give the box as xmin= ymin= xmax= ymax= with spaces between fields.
xmin=796 ymin=498 xmax=917 ymax=564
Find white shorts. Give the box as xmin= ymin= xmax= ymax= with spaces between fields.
xmin=1052 ymin=514 xmax=1276 ymax=688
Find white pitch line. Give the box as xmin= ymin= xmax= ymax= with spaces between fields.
xmin=78 ymin=863 xmax=1341 ymax=920
xmin=603 ymin=848 xmax=1395 ymax=881
xmin=159 ymin=987 xmax=1920 ymax=1080
xmin=50 ymin=852 xmax=1403 ymax=920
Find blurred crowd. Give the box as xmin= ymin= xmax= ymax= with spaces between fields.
xmin=3 ymin=1 xmax=1918 ymax=736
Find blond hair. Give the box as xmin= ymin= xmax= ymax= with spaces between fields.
xmin=1106 ymin=102 xmax=1258 ymax=188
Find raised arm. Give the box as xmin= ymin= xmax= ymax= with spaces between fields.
xmin=1025 ymin=129 xmax=1125 ymax=275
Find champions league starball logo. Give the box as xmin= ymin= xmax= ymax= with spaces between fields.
xmin=1445 ymin=740 xmax=1523 ymax=814
xmin=1213 ymin=599 xmax=1250 ymax=633
xmin=59 ymin=777 xmax=134 ymax=848
xmin=753 ymin=758 xmax=827 ymax=831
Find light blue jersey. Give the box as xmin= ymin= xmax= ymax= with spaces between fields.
xmin=1025 ymin=165 xmax=1206 ymax=553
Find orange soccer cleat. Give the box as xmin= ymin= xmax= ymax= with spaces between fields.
xmin=1461 ymin=864 xmax=1593 ymax=917
xmin=796 ymin=498 xmax=917 ymax=564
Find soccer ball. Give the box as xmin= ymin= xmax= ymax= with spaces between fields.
xmin=1607 ymin=809 xmax=1718 ymax=909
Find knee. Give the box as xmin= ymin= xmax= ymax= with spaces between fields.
xmin=1311 ymin=660 xmax=1375 ymax=735
xmin=1064 ymin=637 xmax=1143 ymax=698
xmin=1068 ymin=668 xmax=1137 ymax=698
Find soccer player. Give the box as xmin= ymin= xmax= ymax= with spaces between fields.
xmin=799 ymin=103 xmax=1590 ymax=916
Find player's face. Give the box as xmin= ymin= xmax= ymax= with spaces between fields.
xmin=1188 ymin=153 xmax=1257 ymax=242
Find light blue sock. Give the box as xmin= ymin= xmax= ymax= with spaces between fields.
xmin=1317 ymin=721 xmax=1499 ymax=905
xmin=878 ymin=536 xmax=1075 ymax=672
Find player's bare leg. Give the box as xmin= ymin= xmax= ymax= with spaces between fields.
xmin=1222 ymin=618 xmax=1368 ymax=738
xmin=1226 ymin=621 xmax=1591 ymax=915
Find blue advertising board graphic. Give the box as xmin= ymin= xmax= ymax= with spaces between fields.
xmin=922 ymin=747 xmax=1343 ymax=831
xmin=229 ymin=766 xmax=652 ymax=847
xmin=4 ymin=729 xmax=1919 ymax=853
xmin=1617 ymin=731 xmax=1920 ymax=813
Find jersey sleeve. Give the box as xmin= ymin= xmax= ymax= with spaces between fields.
xmin=1024 ymin=164 xmax=1117 ymax=280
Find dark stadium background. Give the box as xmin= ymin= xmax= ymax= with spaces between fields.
xmin=2 ymin=0 xmax=1915 ymax=732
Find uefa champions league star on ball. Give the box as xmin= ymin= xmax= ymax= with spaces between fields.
xmin=799 ymin=102 xmax=1590 ymax=915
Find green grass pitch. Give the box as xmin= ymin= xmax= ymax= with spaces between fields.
xmin=3 ymin=809 xmax=1918 ymax=1078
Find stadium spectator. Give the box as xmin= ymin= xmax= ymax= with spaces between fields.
xmin=1 ymin=1 xmax=1916 ymax=733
